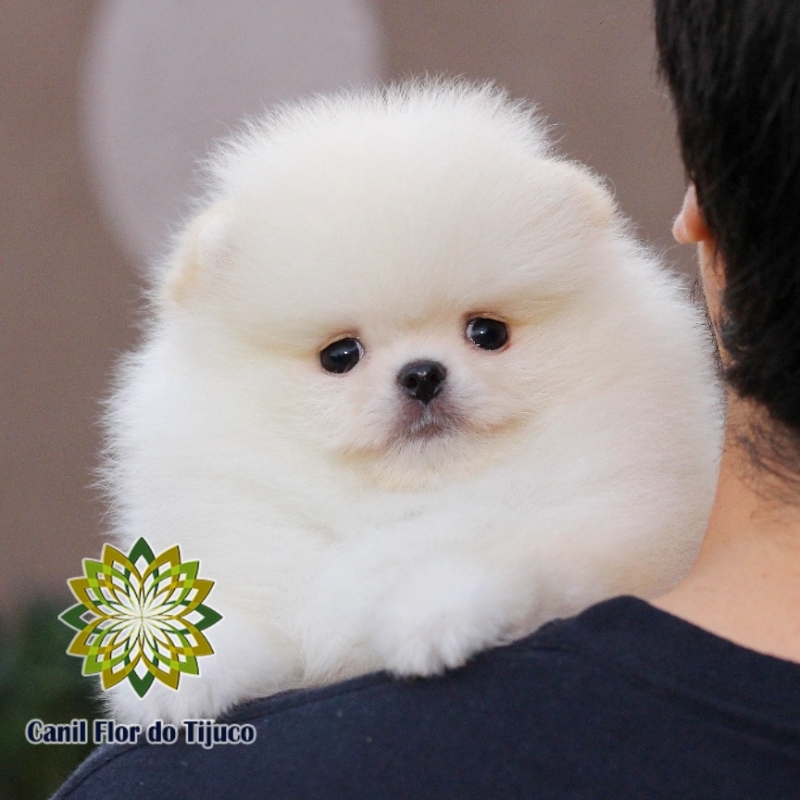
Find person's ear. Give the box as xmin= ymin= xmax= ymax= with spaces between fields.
xmin=674 ymin=183 xmax=728 ymax=349
xmin=672 ymin=184 xmax=711 ymax=244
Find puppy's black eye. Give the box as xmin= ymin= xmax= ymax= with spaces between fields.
xmin=320 ymin=338 xmax=364 ymax=373
xmin=465 ymin=318 xmax=509 ymax=351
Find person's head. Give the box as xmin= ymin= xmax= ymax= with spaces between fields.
xmin=655 ymin=0 xmax=800 ymax=485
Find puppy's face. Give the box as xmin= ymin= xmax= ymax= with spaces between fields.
xmin=303 ymin=309 xmax=532 ymax=485
xmin=160 ymin=114 xmax=614 ymax=489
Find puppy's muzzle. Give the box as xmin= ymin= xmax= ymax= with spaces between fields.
xmin=397 ymin=360 xmax=447 ymax=405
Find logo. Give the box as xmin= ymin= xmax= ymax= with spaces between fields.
xmin=59 ymin=538 xmax=222 ymax=697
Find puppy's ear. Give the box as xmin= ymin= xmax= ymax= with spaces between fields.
xmin=543 ymin=160 xmax=616 ymax=230
xmin=159 ymin=202 xmax=233 ymax=305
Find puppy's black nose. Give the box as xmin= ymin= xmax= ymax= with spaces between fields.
xmin=397 ymin=360 xmax=447 ymax=405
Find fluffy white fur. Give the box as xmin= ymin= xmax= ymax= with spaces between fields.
xmin=104 ymin=82 xmax=721 ymax=726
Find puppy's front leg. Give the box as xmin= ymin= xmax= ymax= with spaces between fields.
xmin=368 ymin=554 xmax=536 ymax=677
xmin=105 ymin=611 xmax=303 ymax=727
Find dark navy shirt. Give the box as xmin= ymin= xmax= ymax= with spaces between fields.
xmin=53 ymin=597 xmax=800 ymax=799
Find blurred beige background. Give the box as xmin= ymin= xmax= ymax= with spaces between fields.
xmin=1 ymin=0 xmax=687 ymax=614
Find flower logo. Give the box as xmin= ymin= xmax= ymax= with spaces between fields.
xmin=59 ymin=538 xmax=222 ymax=698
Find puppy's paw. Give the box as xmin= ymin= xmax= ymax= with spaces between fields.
xmin=370 ymin=561 xmax=514 ymax=676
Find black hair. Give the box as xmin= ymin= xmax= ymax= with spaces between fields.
xmin=655 ymin=0 xmax=800 ymax=477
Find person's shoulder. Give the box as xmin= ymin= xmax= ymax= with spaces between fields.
xmin=53 ymin=596 xmax=800 ymax=800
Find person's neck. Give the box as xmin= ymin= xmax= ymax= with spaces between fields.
xmin=654 ymin=396 xmax=800 ymax=663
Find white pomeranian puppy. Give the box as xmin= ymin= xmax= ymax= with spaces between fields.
xmin=104 ymin=82 xmax=720 ymax=726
